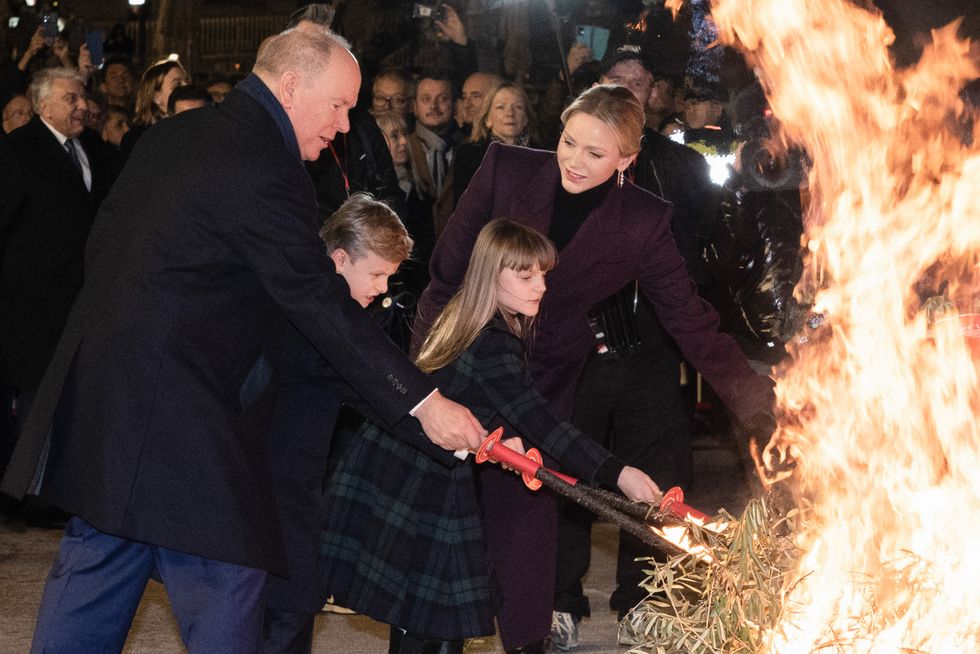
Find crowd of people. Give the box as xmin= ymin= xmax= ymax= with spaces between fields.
xmin=0 ymin=2 xmax=814 ymax=653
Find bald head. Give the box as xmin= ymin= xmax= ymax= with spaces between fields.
xmin=254 ymin=27 xmax=362 ymax=161
xmin=461 ymin=72 xmax=503 ymax=126
xmin=254 ymin=27 xmax=355 ymax=88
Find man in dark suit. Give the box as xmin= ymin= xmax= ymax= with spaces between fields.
xmin=1 ymin=28 xmax=484 ymax=653
xmin=0 ymin=67 xmax=111 ymax=523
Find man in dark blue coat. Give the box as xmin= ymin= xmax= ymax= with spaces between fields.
xmin=0 ymin=28 xmax=484 ymax=654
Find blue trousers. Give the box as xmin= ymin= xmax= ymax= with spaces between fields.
xmin=31 ymin=516 xmax=267 ymax=653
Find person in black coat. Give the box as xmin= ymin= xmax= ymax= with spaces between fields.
xmin=0 ymin=29 xmax=484 ymax=653
xmin=0 ymin=68 xmax=112 ymax=511
xmin=260 ymin=194 xmax=416 ymax=654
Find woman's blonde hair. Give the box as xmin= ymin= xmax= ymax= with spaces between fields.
xmin=560 ymin=84 xmax=644 ymax=157
xmin=133 ymin=59 xmax=186 ymax=126
xmin=415 ymin=219 xmax=557 ymax=373
xmin=372 ymin=110 xmax=408 ymax=140
xmin=469 ymin=82 xmax=535 ymax=145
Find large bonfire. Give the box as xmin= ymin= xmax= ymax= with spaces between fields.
xmin=633 ymin=0 xmax=980 ymax=652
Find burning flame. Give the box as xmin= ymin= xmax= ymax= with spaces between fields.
xmin=698 ymin=0 xmax=980 ymax=651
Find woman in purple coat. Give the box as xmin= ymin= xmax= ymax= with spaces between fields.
xmin=414 ymin=85 xmax=775 ymax=652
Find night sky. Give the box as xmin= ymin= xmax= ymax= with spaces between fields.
xmin=874 ymin=0 xmax=979 ymax=65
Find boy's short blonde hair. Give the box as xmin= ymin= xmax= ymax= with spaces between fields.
xmin=318 ymin=193 xmax=413 ymax=263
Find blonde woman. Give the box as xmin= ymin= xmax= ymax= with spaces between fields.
xmin=453 ymin=82 xmax=536 ymax=206
xmin=416 ymin=84 xmax=777 ymax=651
xmin=318 ymin=219 xmax=659 ymax=654
xmin=120 ymin=59 xmax=188 ymax=160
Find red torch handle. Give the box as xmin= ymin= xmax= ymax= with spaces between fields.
xmin=476 ymin=428 xmax=539 ymax=476
xmin=659 ymin=486 xmax=710 ymax=522
xmin=474 ymin=428 xmax=578 ymax=490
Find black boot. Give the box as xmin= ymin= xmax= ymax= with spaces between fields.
xmin=388 ymin=627 xmax=464 ymax=654
xmin=506 ymin=639 xmax=550 ymax=654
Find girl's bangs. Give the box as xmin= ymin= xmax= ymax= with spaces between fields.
xmin=503 ymin=233 xmax=557 ymax=273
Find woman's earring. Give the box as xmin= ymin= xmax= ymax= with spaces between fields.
xmin=617 ymin=169 xmax=625 ymax=188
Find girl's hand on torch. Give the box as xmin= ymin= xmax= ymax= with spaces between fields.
xmin=617 ymin=467 xmax=662 ymax=503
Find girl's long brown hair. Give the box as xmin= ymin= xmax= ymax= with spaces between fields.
xmin=415 ymin=219 xmax=556 ymax=373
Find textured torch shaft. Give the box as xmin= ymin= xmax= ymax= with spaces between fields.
xmin=536 ymin=470 xmax=686 ymax=557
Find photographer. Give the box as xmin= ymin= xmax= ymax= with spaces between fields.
xmin=698 ymin=88 xmax=807 ymax=492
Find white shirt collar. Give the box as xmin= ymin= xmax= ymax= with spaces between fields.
xmin=39 ymin=116 xmax=72 ymax=146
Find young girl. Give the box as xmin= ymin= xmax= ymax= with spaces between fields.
xmin=317 ymin=219 xmax=660 ymax=654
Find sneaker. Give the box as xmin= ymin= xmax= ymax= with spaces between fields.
xmin=616 ymin=609 xmax=645 ymax=647
xmin=550 ymin=611 xmax=579 ymax=650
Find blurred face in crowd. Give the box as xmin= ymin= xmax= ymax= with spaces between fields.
xmin=153 ymin=66 xmax=188 ymax=114
xmin=381 ymin=122 xmax=409 ymax=166
xmin=556 ymin=111 xmax=633 ymax=193
xmin=414 ymin=78 xmax=453 ymax=130
xmin=207 ymin=81 xmax=233 ymax=103
xmin=102 ymin=62 xmax=134 ymax=104
xmin=485 ymin=87 xmax=527 ymax=144
xmin=647 ymin=78 xmax=677 ymax=115
xmin=684 ymin=98 xmax=724 ymax=129
xmin=330 ymin=248 xmax=401 ymax=308
xmin=600 ymin=59 xmax=654 ymax=106
xmin=2 ymin=95 xmax=33 ymax=133
xmin=284 ymin=47 xmax=360 ymax=161
xmin=102 ymin=109 xmax=130 ymax=146
xmin=39 ymin=78 xmax=88 ymax=139
xmin=460 ymin=72 xmax=498 ymax=126
xmin=85 ymin=98 xmax=105 ymax=132
xmin=371 ymin=75 xmax=410 ymax=116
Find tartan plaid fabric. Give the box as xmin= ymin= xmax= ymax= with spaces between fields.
xmin=318 ymin=322 xmax=617 ymax=639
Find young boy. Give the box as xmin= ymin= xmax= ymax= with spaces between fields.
xmin=261 ymin=193 xmax=413 ymax=654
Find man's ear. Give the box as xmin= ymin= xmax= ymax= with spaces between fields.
xmin=279 ymin=71 xmax=300 ymax=110
xmin=329 ymin=248 xmax=348 ymax=271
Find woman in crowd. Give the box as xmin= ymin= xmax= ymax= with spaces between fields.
xmin=452 ymin=82 xmax=537 ymax=205
xmin=318 ymin=219 xmax=661 ymax=654
xmin=120 ymin=58 xmax=187 ymax=159
xmin=374 ymin=110 xmax=437 ymax=300
xmin=413 ymin=84 xmax=776 ymax=651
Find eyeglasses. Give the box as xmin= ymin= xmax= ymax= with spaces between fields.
xmin=372 ymin=93 xmax=408 ymax=109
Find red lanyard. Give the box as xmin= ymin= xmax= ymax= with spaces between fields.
xmin=327 ymin=138 xmax=350 ymax=198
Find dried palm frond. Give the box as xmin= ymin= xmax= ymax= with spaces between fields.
xmin=621 ymin=496 xmax=803 ymax=654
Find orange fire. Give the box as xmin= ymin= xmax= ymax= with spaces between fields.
xmin=698 ymin=0 xmax=980 ymax=651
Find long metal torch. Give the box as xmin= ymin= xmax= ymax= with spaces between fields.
xmin=475 ymin=428 xmax=707 ymax=556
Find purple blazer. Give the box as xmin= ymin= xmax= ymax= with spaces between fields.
xmin=417 ymin=142 xmax=773 ymax=422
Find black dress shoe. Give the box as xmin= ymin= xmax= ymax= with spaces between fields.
xmin=506 ymin=639 xmax=550 ymax=654
xmin=22 ymin=506 xmax=70 ymax=530
xmin=0 ymin=493 xmax=24 ymax=522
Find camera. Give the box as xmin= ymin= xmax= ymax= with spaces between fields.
xmin=40 ymin=11 xmax=59 ymax=44
xmin=738 ymin=116 xmax=808 ymax=192
xmin=412 ymin=2 xmax=447 ymax=22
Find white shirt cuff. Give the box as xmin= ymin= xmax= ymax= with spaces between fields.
xmin=409 ymin=388 xmax=439 ymax=416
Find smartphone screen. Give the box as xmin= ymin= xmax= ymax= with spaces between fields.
xmin=575 ymin=25 xmax=594 ymax=49
xmin=574 ymin=25 xmax=610 ymax=61
xmin=41 ymin=12 xmax=59 ymax=43
xmin=85 ymin=30 xmax=104 ymax=68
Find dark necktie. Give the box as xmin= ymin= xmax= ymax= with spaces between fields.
xmin=65 ymin=139 xmax=82 ymax=173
